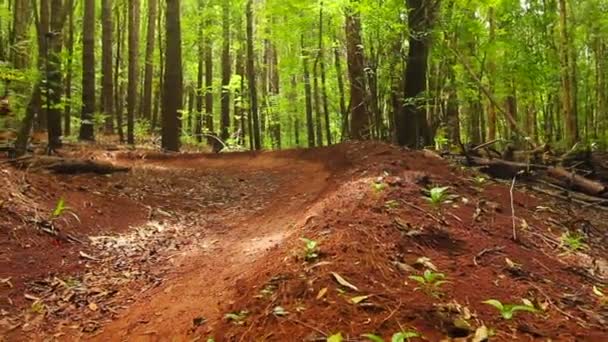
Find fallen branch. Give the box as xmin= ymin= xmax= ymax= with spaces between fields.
xmin=9 ymin=156 xmax=130 ymax=174
xmin=547 ymin=167 xmax=606 ymax=196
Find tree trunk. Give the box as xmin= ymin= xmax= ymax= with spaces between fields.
xmin=313 ymin=61 xmax=323 ymax=146
xmin=319 ymin=1 xmax=331 ymax=145
xmin=127 ymin=0 xmax=140 ymax=144
xmin=114 ymin=0 xmax=125 ymax=142
xmin=35 ymin=0 xmax=49 ymax=131
xmin=334 ymin=37 xmax=348 ymax=139
xmin=46 ymin=0 xmax=66 ymax=149
xmin=220 ymin=0 xmax=231 ymax=141
xmin=102 ymin=0 xmax=114 ymax=133
xmin=79 ymin=0 xmax=95 ymax=141
xmin=246 ymin=0 xmax=260 ymax=149
xmin=64 ymin=0 xmax=74 ymax=137
xmin=487 ymin=6 xmax=497 ymax=141
xmin=196 ymin=2 xmax=204 ymax=143
xmin=142 ymin=0 xmax=157 ymax=123
xmin=345 ymin=0 xmax=368 ymax=140
xmin=302 ymin=35 xmax=315 ymax=147
xmin=397 ymin=0 xmax=438 ymax=148
xmin=558 ymin=0 xmax=577 ymax=147
xmin=162 ymin=0 xmax=183 ymax=151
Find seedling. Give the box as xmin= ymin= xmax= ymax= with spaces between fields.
xmin=424 ymin=186 xmax=451 ymax=207
xmin=560 ymin=232 xmax=588 ymax=253
xmin=473 ymin=176 xmax=487 ymax=185
xmin=372 ymin=181 xmax=387 ymax=193
xmin=300 ymin=238 xmax=320 ymax=261
xmin=224 ymin=310 xmax=248 ymax=325
xmin=409 ymin=269 xmax=448 ymax=297
xmin=327 ymin=333 xmax=343 ymax=342
xmin=482 ymin=299 xmax=538 ymax=320
xmin=363 ymin=330 xmax=420 ymax=342
xmin=384 ymin=200 xmax=400 ymax=210
xmin=52 ymin=198 xmax=67 ymax=218
xmin=593 ymin=286 xmax=607 ymax=307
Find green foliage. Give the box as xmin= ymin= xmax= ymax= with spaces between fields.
xmin=372 ymin=181 xmax=387 ymax=194
xmin=135 ymin=119 xmax=152 ymax=143
xmin=482 ymin=299 xmax=538 ymax=320
xmin=300 ymin=237 xmax=319 ymax=261
xmin=327 ymin=333 xmax=343 ymax=342
xmin=424 ymin=186 xmax=451 ymax=207
xmin=362 ymin=330 xmax=420 ymax=342
xmin=224 ymin=310 xmax=248 ymax=325
xmin=409 ymin=269 xmax=448 ymax=297
xmin=52 ymin=198 xmax=67 ymax=218
xmin=560 ymin=231 xmax=588 ymax=253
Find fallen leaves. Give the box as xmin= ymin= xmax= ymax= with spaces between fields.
xmin=331 ymin=272 xmax=359 ymax=292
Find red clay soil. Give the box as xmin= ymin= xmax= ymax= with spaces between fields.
xmin=1 ymin=142 xmax=607 ymax=341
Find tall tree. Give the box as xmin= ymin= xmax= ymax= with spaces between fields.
xmin=79 ymin=0 xmax=95 ymax=141
xmin=127 ymin=0 xmax=140 ymax=144
xmin=47 ymin=0 xmax=66 ymax=149
xmin=558 ymin=0 xmax=578 ymax=147
xmin=302 ymin=35 xmax=315 ymax=147
xmin=396 ymin=0 xmax=439 ymax=148
xmin=246 ymin=0 xmax=261 ymax=150
xmin=142 ymin=0 xmax=157 ymax=123
xmin=220 ymin=0 xmax=231 ymax=141
xmin=345 ymin=0 xmax=368 ymax=140
xmin=102 ymin=0 xmax=114 ymax=133
xmin=162 ymin=0 xmax=183 ymax=151
xmin=64 ymin=0 xmax=74 ymax=136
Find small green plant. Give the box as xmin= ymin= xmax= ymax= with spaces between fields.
xmin=52 ymin=198 xmax=67 ymax=218
xmin=300 ymin=238 xmax=320 ymax=261
xmin=409 ymin=269 xmax=448 ymax=297
xmin=372 ymin=181 xmax=387 ymax=193
xmin=384 ymin=200 xmax=400 ymax=210
xmin=483 ymin=299 xmax=538 ymax=320
xmin=134 ymin=119 xmax=152 ymax=143
xmin=362 ymin=330 xmax=421 ymax=342
xmin=424 ymin=186 xmax=451 ymax=207
xmin=327 ymin=333 xmax=343 ymax=342
xmin=593 ymin=286 xmax=607 ymax=307
xmin=560 ymin=231 xmax=588 ymax=253
xmin=224 ymin=310 xmax=248 ymax=325
xmin=473 ymin=176 xmax=486 ymax=186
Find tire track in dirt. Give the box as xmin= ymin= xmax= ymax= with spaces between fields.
xmin=86 ymin=151 xmax=335 ymax=341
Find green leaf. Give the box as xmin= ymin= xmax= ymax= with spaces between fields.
xmin=350 ymin=295 xmax=370 ymax=304
xmin=327 ymin=333 xmax=343 ymax=342
xmin=361 ymin=333 xmax=385 ymax=342
xmin=482 ymin=299 xmax=504 ymax=311
xmin=331 ymin=272 xmax=359 ymax=291
xmin=392 ymin=330 xmax=420 ymax=342
xmin=52 ymin=198 xmax=66 ymax=218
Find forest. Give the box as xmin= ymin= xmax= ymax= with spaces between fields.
xmin=1 ymin=0 xmax=608 ymax=341
xmin=0 ymin=0 xmax=606 ymax=152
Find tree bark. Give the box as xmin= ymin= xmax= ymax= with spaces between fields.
xmin=102 ymin=0 xmax=114 ymax=133
xmin=246 ymin=0 xmax=260 ymax=150
xmin=162 ymin=0 xmax=183 ymax=151
xmin=127 ymin=0 xmax=140 ymax=144
xmin=558 ymin=0 xmax=577 ymax=147
xmin=79 ymin=0 xmax=95 ymax=141
xmin=345 ymin=0 xmax=369 ymax=140
xmin=64 ymin=0 xmax=74 ymax=136
xmin=319 ymin=1 xmax=332 ymax=145
xmin=142 ymin=0 xmax=157 ymax=123
xmin=220 ymin=0 xmax=231 ymax=141
xmin=397 ymin=0 xmax=439 ymax=148
xmin=302 ymin=35 xmax=315 ymax=147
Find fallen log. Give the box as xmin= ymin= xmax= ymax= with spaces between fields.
xmin=546 ymin=167 xmax=607 ymax=196
xmin=10 ymin=156 xmax=130 ymax=174
xmin=465 ymin=156 xmax=608 ymax=198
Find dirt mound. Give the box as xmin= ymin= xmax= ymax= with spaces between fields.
xmin=1 ymin=142 xmax=607 ymax=341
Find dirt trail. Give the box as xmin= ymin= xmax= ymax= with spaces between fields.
xmin=2 ymin=142 xmax=608 ymax=341
xmin=90 ymin=151 xmax=335 ymax=341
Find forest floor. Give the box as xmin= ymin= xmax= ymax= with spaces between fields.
xmin=0 ymin=141 xmax=607 ymax=341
